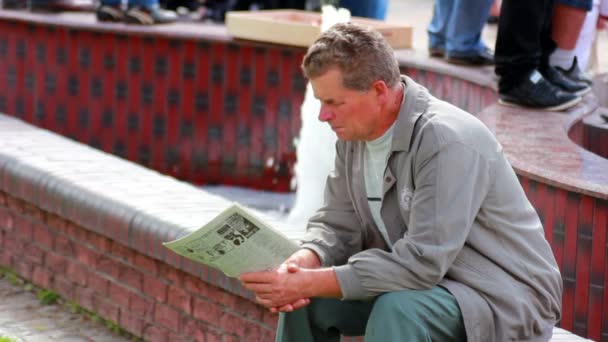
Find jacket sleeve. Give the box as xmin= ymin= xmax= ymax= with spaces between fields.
xmin=299 ymin=141 xmax=365 ymax=268
xmin=334 ymin=133 xmax=494 ymax=300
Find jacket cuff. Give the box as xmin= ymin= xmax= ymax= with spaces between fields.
xmin=299 ymin=243 xmax=332 ymax=267
xmin=333 ymin=264 xmax=366 ymax=300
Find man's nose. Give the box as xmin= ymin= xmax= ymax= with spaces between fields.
xmin=318 ymin=106 xmax=334 ymax=122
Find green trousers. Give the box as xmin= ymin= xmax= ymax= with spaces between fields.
xmin=276 ymin=286 xmax=466 ymax=342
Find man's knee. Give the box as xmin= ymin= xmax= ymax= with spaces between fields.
xmin=371 ymin=289 xmax=428 ymax=319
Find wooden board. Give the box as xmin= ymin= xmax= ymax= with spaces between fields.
xmin=225 ymin=9 xmax=412 ymax=49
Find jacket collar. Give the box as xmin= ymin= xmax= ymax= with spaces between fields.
xmin=390 ymin=75 xmax=429 ymax=153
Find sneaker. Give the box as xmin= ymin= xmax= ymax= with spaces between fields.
xmin=542 ymin=65 xmax=590 ymax=96
xmin=97 ymin=4 xmax=125 ymax=22
xmin=499 ymin=70 xmax=581 ymax=111
xmin=125 ymin=4 xmax=177 ymax=24
xmin=446 ymin=47 xmax=494 ymax=66
xmin=555 ymin=57 xmax=593 ymax=86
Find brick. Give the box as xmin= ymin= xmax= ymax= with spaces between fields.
xmin=192 ymin=297 xmax=222 ymax=326
xmin=111 ymin=240 xmax=133 ymax=261
xmin=6 ymin=196 xmax=25 ymax=212
xmin=119 ymin=310 xmax=144 ymax=337
xmin=86 ymin=230 xmax=111 ymax=252
xmin=228 ymin=297 xmax=264 ymax=322
xmin=22 ymin=203 xmax=44 ymax=222
xmin=32 ymin=266 xmax=53 ymax=288
xmin=206 ymin=328 xmax=222 ymax=342
xmin=76 ymin=287 xmax=96 ymax=312
xmin=262 ymin=309 xmax=278 ymax=328
xmin=74 ymin=244 xmax=100 ymax=267
xmin=87 ymin=270 xmax=110 ymax=296
xmin=133 ymin=254 xmax=158 ymax=275
xmin=0 ymin=207 xmax=14 ymax=231
xmin=109 ymin=281 xmax=132 ymax=307
xmin=66 ymin=260 xmax=87 ymax=286
xmin=32 ymin=222 xmax=54 ymax=248
xmin=143 ymin=324 xmax=170 ymax=342
xmin=13 ymin=215 xmax=33 ymax=240
xmin=65 ymin=221 xmax=88 ymax=243
xmin=221 ymin=335 xmax=239 ymax=342
xmin=14 ymin=259 xmax=33 ymax=280
xmin=180 ymin=317 xmax=206 ymax=341
xmin=96 ymin=295 xmax=120 ymax=323
xmin=45 ymin=252 xmax=67 ymax=273
xmin=53 ymin=277 xmax=75 ymax=300
xmin=4 ymin=236 xmax=24 ymax=254
xmin=24 ymin=243 xmax=45 ymax=265
xmin=54 ymin=235 xmax=74 ymax=256
xmin=45 ymin=213 xmax=67 ymax=232
xmin=119 ymin=264 xmax=143 ymax=290
xmin=160 ymin=263 xmax=184 ymax=285
xmin=0 ymin=251 xmax=13 ymax=268
xmin=155 ymin=303 xmax=181 ymax=332
xmin=97 ymin=256 xmax=121 ymax=279
xmin=168 ymin=284 xmax=192 ymax=314
xmin=130 ymin=292 xmax=155 ymax=321
xmin=219 ymin=311 xmax=251 ymax=338
xmin=143 ymin=273 xmax=168 ymax=302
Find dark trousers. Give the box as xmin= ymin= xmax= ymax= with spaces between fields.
xmin=494 ymin=0 xmax=556 ymax=92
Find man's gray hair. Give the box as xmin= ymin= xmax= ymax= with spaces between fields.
xmin=301 ymin=23 xmax=401 ymax=91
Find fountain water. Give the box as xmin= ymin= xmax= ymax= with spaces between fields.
xmin=287 ymin=5 xmax=351 ymax=226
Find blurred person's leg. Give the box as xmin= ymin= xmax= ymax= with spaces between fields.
xmin=488 ymin=0 xmax=501 ymax=23
xmin=495 ymin=0 xmax=553 ymax=91
xmin=574 ymin=0 xmax=600 ymax=71
xmin=338 ymin=0 xmax=387 ymax=20
xmin=444 ymin=0 xmax=494 ymax=65
xmin=123 ymin=0 xmax=178 ymax=24
xmin=549 ymin=0 xmax=594 ymax=84
xmin=427 ymin=0 xmax=453 ymax=57
xmin=495 ymin=0 xmax=582 ymax=110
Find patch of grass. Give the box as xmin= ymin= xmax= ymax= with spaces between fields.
xmin=36 ymin=289 xmax=59 ymax=305
xmin=0 ymin=336 xmax=18 ymax=342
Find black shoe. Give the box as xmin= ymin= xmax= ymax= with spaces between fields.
xmin=446 ymin=48 xmax=494 ymax=66
xmin=555 ymin=57 xmax=593 ymax=86
xmin=542 ymin=65 xmax=590 ymax=96
xmin=429 ymin=47 xmax=445 ymax=58
xmin=97 ymin=4 xmax=125 ymax=22
xmin=499 ymin=70 xmax=581 ymax=111
xmin=125 ymin=4 xmax=177 ymax=24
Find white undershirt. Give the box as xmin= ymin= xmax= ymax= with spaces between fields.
xmin=364 ymin=123 xmax=395 ymax=247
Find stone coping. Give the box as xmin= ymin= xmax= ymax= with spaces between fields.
xmin=478 ymin=95 xmax=608 ymax=200
xmin=0 ymin=113 xmax=303 ymax=300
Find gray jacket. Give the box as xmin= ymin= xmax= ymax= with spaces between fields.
xmin=300 ymin=76 xmax=562 ymax=342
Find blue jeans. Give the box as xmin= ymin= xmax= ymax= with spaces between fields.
xmin=427 ymin=0 xmax=494 ymax=55
xmin=339 ymin=0 xmax=387 ymax=20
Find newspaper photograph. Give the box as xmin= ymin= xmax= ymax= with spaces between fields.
xmin=163 ymin=203 xmax=300 ymax=277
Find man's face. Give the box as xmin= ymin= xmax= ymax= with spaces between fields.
xmin=310 ymin=68 xmax=382 ymax=141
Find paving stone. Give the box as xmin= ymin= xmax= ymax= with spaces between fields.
xmin=0 ymin=277 xmax=130 ymax=342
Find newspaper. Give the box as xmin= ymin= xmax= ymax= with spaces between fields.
xmin=163 ymin=203 xmax=300 ymax=277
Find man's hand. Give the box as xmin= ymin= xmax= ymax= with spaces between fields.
xmin=239 ymin=263 xmax=312 ymax=310
xmin=239 ymin=253 xmax=342 ymax=312
xmin=283 ymin=248 xmax=322 ymax=269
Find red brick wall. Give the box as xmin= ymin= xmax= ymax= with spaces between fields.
xmin=0 ymin=191 xmax=277 ymax=341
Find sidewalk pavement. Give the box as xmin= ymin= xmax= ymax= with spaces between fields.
xmin=0 ymin=276 xmax=131 ymax=342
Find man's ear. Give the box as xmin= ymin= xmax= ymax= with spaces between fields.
xmin=371 ymin=80 xmax=389 ymax=103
